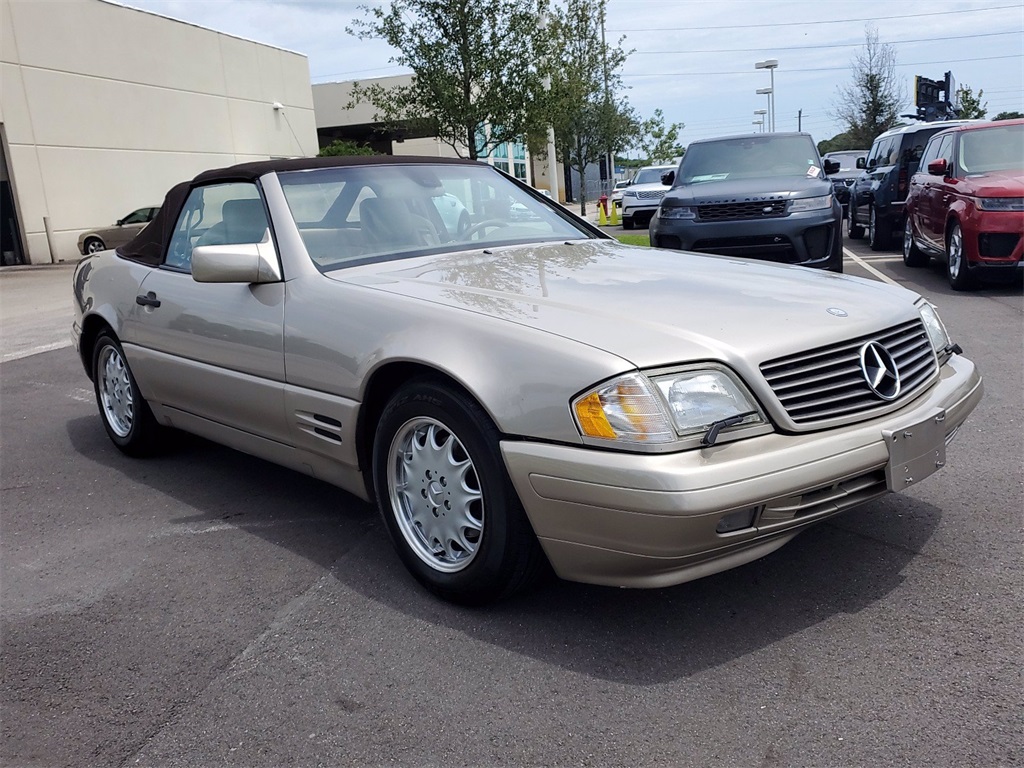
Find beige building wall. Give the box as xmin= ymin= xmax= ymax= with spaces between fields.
xmin=0 ymin=0 xmax=318 ymax=264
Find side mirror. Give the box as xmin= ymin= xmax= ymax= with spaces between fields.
xmin=192 ymin=238 xmax=281 ymax=284
xmin=116 ymin=218 xmax=125 ymax=226
xmin=661 ymin=170 xmax=675 ymax=186
xmin=824 ymin=159 xmax=841 ymax=175
xmin=927 ymin=158 xmax=948 ymax=176
xmin=856 ymin=157 xmax=866 ymax=169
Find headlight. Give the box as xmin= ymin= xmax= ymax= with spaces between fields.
xmin=977 ymin=197 xmax=1024 ymax=212
xmin=789 ymin=194 xmax=833 ymax=213
xmin=622 ymin=190 xmax=638 ymax=198
xmin=572 ymin=368 xmax=764 ymax=445
xmin=659 ymin=206 xmax=696 ymax=220
xmin=650 ymin=369 xmax=763 ymax=438
xmin=918 ymin=301 xmax=950 ymax=353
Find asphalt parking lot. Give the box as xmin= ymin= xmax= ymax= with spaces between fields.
xmin=2 ymin=246 xmax=1022 ymax=768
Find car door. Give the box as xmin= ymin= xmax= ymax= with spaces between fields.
xmin=919 ymin=133 xmax=955 ymax=251
xmin=851 ymin=136 xmax=890 ymax=222
xmin=123 ymin=181 xmax=289 ymax=444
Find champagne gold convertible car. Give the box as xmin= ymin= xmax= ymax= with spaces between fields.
xmin=73 ymin=156 xmax=983 ymax=604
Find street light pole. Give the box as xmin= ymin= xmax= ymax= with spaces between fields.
xmin=754 ymin=109 xmax=767 ymax=134
xmin=756 ymin=87 xmax=772 ymax=130
xmin=755 ymin=59 xmax=779 ymax=131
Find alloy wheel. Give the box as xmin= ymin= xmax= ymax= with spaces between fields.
xmin=98 ymin=344 xmax=134 ymax=438
xmin=386 ymin=417 xmax=484 ymax=573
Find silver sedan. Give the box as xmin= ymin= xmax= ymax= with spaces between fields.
xmin=72 ymin=156 xmax=983 ymax=604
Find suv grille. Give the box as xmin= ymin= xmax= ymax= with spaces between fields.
xmin=760 ymin=319 xmax=937 ymax=425
xmin=635 ymin=190 xmax=667 ymax=200
xmin=698 ymin=200 xmax=787 ymax=221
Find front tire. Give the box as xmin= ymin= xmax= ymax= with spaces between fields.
xmin=902 ymin=218 xmax=929 ymax=267
xmin=847 ymin=204 xmax=864 ymax=239
xmin=868 ymin=206 xmax=891 ymax=251
xmin=621 ymin=216 xmax=634 ymax=230
xmin=946 ymin=221 xmax=974 ymax=291
xmin=92 ymin=333 xmax=162 ymax=456
xmin=372 ymin=378 xmax=546 ymax=604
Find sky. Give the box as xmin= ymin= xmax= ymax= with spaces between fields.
xmin=121 ymin=0 xmax=1024 ymax=151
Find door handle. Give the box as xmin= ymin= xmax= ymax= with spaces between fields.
xmin=135 ymin=292 xmax=161 ymax=308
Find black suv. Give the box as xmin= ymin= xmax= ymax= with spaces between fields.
xmin=650 ymin=132 xmax=843 ymax=271
xmin=848 ymin=120 xmax=975 ymax=250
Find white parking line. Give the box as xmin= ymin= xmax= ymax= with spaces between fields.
xmin=844 ymin=247 xmax=900 ymax=287
xmin=1 ymin=340 xmax=72 ymax=364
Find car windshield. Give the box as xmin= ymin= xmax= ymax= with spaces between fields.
xmin=278 ymin=163 xmax=593 ymax=272
xmin=632 ymin=168 xmax=672 ymax=185
xmin=826 ymin=152 xmax=864 ymax=171
xmin=959 ymin=124 xmax=1024 ymax=174
xmin=679 ymin=135 xmax=822 ymax=183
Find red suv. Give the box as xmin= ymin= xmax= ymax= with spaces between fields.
xmin=903 ymin=119 xmax=1024 ymax=290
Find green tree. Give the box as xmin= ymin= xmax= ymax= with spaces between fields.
xmin=347 ymin=0 xmax=549 ymax=160
xmin=545 ymin=0 xmax=637 ymax=214
xmin=817 ymin=130 xmax=866 ymax=155
xmin=955 ymin=84 xmax=987 ymax=119
xmin=636 ymin=109 xmax=685 ymax=164
xmin=831 ymin=27 xmax=905 ymax=148
xmin=993 ymin=111 xmax=1024 ymax=121
xmin=318 ymin=139 xmax=378 ymax=157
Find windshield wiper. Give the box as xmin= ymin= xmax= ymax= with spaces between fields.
xmin=701 ymin=411 xmax=759 ymax=448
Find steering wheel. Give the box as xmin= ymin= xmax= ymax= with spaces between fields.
xmin=459 ymin=219 xmax=510 ymax=241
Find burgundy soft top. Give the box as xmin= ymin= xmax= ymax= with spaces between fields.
xmin=117 ymin=155 xmax=482 ymax=265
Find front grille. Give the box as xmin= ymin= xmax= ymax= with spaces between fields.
xmin=759 ymin=470 xmax=887 ymax=526
xmin=635 ymin=190 xmax=667 ymax=200
xmin=697 ymin=200 xmax=787 ymax=221
xmin=760 ymin=319 xmax=938 ymax=426
xmin=692 ymin=235 xmax=795 ymax=261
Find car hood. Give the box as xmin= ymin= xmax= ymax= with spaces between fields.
xmin=962 ymin=169 xmax=1024 ymax=197
xmin=332 ymin=240 xmax=917 ymax=370
xmin=666 ymin=176 xmax=833 ymax=204
xmin=624 ymin=182 xmax=670 ymax=193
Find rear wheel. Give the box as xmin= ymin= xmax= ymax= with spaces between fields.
xmin=946 ymin=221 xmax=974 ymax=291
xmin=868 ymin=206 xmax=891 ymax=251
xmin=372 ymin=378 xmax=547 ymax=604
xmin=847 ymin=204 xmax=864 ymax=239
xmin=902 ymin=218 xmax=929 ymax=267
xmin=92 ymin=333 xmax=162 ymax=455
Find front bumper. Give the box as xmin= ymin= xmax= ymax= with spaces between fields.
xmin=650 ymin=205 xmax=842 ymax=268
xmin=501 ymin=355 xmax=982 ymax=588
xmin=621 ymin=200 xmax=662 ymax=224
xmin=961 ymin=206 xmax=1024 ymax=274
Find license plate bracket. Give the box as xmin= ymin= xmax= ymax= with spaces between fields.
xmin=883 ymin=409 xmax=948 ymax=491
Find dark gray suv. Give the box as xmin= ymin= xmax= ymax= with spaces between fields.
xmin=650 ymin=133 xmax=843 ymax=271
xmin=848 ymin=120 xmax=976 ymax=251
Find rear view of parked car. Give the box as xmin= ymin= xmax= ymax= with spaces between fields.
xmin=650 ymin=132 xmax=843 ymax=271
xmin=77 ymin=206 xmax=159 ymax=254
xmin=848 ymin=121 xmax=976 ymax=251
xmin=903 ymin=119 xmax=1024 ymax=290
xmin=824 ymin=150 xmax=867 ymax=216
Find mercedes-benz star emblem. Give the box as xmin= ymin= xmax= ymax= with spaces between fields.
xmin=826 ymin=307 xmax=848 ymax=317
xmin=859 ymin=341 xmax=901 ymax=400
